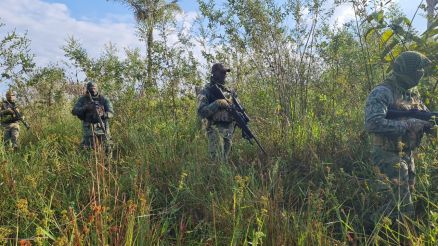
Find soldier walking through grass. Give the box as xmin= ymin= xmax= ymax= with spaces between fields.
xmin=197 ymin=63 xmax=235 ymax=163
xmin=0 ymin=90 xmax=25 ymax=150
xmin=364 ymin=51 xmax=436 ymax=226
xmin=72 ymin=81 xmax=114 ymax=154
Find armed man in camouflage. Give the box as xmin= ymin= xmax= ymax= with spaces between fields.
xmin=72 ymin=81 xmax=114 ymax=153
xmin=197 ymin=63 xmax=235 ymax=163
xmin=0 ymin=90 xmax=23 ymax=150
xmin=365 ymin=51 xmax=435 ymax=222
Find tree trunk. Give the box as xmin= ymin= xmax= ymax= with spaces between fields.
xmin=426 ymin=0 xmax=438 ymax=29
xmin=146 ymin=24 xmax=154 ymax=90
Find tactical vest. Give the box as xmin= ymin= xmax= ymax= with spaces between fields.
xmin=1 ymin=101 xmax=19 ymax=125
xmin=207 ymin=85 xmax=233 ymax=123
xmin=84 ymin=95 xmax=106 ymax=124
xmin=371 ymin=85 xmax=426 ymax=152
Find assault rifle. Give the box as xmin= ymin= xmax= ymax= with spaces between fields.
xmin=4 ymin=101 xmax=30 ymax=129
xmin=87 ymin=91 xmax=108 ymax=140
xmin=209 ymin=84 xmax=267 ymax=155
xmin=386 ymin=108 xmax=438 ymax=126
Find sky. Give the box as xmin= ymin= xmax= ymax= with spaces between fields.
xmin=0 ymin=0 xmax=428 ymax=92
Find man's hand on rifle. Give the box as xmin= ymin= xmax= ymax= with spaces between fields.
xmin=215 ymin=99 xmax=230 ymax=109
xmin=405 ymin=118 xmax=433 ymax=133
xmin=4 ymin=108 xmax=14 ymax=115
xmin=101 ymin=112 xmax=111 ymax=119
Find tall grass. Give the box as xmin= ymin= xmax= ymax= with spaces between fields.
xmin=0 ymin=92 xmax=436 ymax=245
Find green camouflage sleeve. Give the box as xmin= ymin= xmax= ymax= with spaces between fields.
xmin=365 ymin=86 xmax=407 ymax=136
xmin=197 ymin=87 xmax=220 ymax=119
xmin=102 ymin=96 xmax=114 ymax=119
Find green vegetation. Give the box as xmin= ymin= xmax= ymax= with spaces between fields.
xmin=0 ymin=0 xmax=438 ymax=245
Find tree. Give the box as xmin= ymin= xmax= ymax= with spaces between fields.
xmin=196 ymin=0 xmax=329 ymax=124
xmin=28 ymin=66 xmax=66 ymax=106
xmin=426 ymin=0 xmax=438 ymax=28
xmin=110 ymin=0 xmax=181 ymax=92
xmin=0 ymin=21 xmax=35 ymax=102
xmin=63 ymin=37 xmax=130 ymax=99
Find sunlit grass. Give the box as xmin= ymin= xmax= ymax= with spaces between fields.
xmin=0 ymin=96 xmax=436 ymax=245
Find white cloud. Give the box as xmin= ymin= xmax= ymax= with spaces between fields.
xmin=331 ymin=4 xmax=356 ymax=28
xmin=0 ymin=0 xmax=141 ymax=68
xmin=0 ymin=0 xmax=203 ymax=72
xmin=328 ymin=0 xmax=426 ymax=31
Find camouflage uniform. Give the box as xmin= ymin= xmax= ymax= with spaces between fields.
xmin=197 ymin=63 xmax=235 ymax=163
xmin=365 ymin=51 xmax=432 ymax=220
xmin=72 ymin=82 xmax=114 ymax=151
xmin=0 ymin=91 xmax=21 ymax=150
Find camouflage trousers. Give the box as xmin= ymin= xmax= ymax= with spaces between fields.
xmin=206 ymin=122 xmax=234 ymax=163
xmin=81 ymin=122 xmax=112 ymax=154
xmin=2 ymin=123 xmax=19 ymax=149
xmin=371 ymin=146 xmax=415 ymax=221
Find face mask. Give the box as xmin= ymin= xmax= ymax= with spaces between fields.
xmin=415 ymin=69 xmax=424 ymax=81
xmin=403 ymin=68 xmax=425 ymax=88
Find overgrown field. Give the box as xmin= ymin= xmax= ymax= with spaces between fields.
xmin=1 ymin=0 xmax=438 ymax=245
xmin=0 ymin=89 xmax=437 ymax=245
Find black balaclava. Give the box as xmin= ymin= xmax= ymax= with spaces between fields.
xmin=392 ymin=51 xmax=430 ymax=90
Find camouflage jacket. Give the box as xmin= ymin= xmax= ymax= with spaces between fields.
xmin=365 ymin=75 xmax=427 ymax=152
xmin=197 ymin=82 xmax=234 ymax=124
xmin=0 ymin=100 xmax=20 ymax=128
xmin=72 ymin=94 xmax=114 ymax=124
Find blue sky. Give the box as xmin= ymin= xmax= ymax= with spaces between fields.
xmin=41 ymin=0 xmax=426 ymax=29
xmin=0 ymin=0 xmax=427 ymax=67
xmin=43 ymin=0 xmax=199 ymax=21
xmin=0 ymin=0 xmax=428 ymax=93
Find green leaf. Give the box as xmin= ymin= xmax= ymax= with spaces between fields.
xmin=428 ymin=29 xmax=438 ymax=37
xmin=376 ymin=10 xmax=384 ymax=24
xmin=421 ymin=18 xmax=438 ymax=39
xmin=365 ymin=27 xmax=376 ymax=40
xmin=380 ymin=29 xmax=394 ymax=46
xmin=426 ymin=18 xmax=438 ymax=32
xmin=364 ymin=11 xmax=378 ymax=24
xmin=390 ymin=24 xmax=403 ymax=34
xmin=364 ymin=10 xmax=385 ymax=24
xmin=393 ymin=17 xmax=411 ymax=26
xmin=381 ymin=39 xmax=399 ymax=61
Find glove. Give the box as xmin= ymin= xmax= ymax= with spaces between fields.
xmin=215 ymin=99 xmax=230 ymax=109
xmin=405 ymin=118 xmax=433 ymax=133
xmin=425 ymin=124 xmax=437 ymax=136
xmin=404 ymin=119 xmax=432 ymax=150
